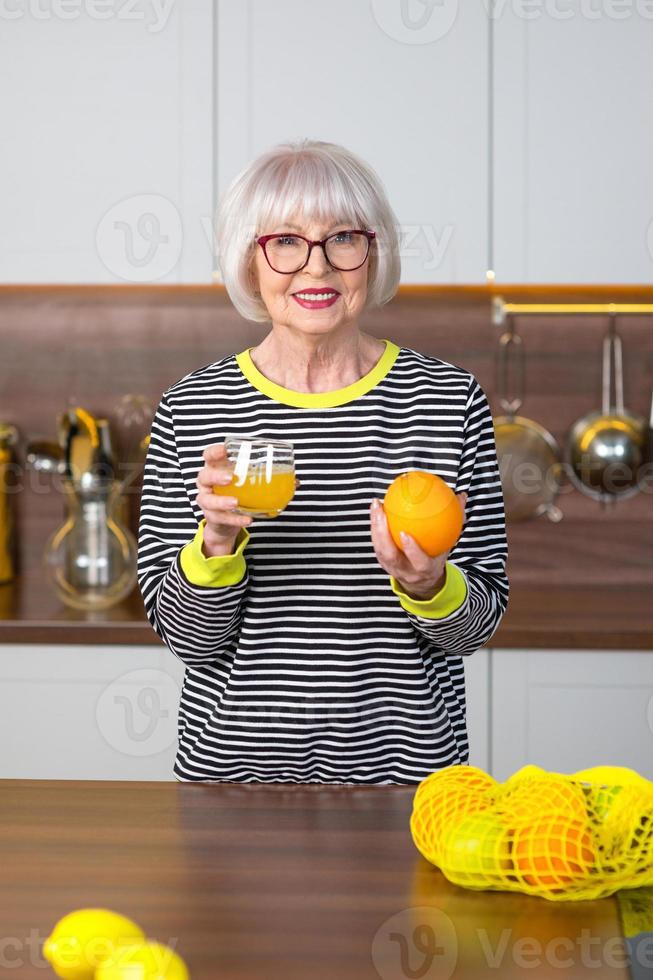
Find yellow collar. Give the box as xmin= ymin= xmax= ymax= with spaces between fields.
xmin=235 ymin=338 xmax=400 ymax=408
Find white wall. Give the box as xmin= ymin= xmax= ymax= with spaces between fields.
xmin=215 ymin=0 xmax=490 ymax=284
xmin=494 ymin=3 xmax=653 ymax=281
xmin=0 ymin=1 xmax=213 ymax=283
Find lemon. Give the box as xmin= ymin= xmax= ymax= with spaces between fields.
xmin=42 ymin=909 xmax=145 ymax=980
xmin=572 ymin=765 xmax=653 ymax=791
xmin=95 ymin=941 xmax=189 ymax=980
xmin=590 ymin=784 xmax=625 ymax=823
xmin=439 ymin=813 xmax=512 ymax=884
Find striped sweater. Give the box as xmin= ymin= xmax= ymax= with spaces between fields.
xmin=137 ymin=338 xmax=509 ymax=784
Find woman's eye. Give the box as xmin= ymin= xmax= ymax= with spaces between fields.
xmin=334 ymin=232 xmax=353 ymax=243
xmin=277 ymin=235 xmax=297 ymax=246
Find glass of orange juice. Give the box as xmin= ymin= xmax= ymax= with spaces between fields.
xmin=211 ymin=436 xmax=296 ymax=518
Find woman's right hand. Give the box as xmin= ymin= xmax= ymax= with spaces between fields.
xmin=195 ymin=443 xmax=253 ymax=557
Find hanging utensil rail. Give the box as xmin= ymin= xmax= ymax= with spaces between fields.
xmin=492 ymin=298 xmax=653 ymax=325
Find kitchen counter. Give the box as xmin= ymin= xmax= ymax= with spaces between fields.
xmin=0 ymin=779 xmax=632 ymax=979
xmin=0 ymin=570 xmax=651 ymax=649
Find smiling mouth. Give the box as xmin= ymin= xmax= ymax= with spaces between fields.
xmin=292 ymin=290 xmax=340 ymax=300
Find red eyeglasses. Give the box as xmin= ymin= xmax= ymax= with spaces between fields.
xmin=256 ymin=229 xmax=375 ymax=274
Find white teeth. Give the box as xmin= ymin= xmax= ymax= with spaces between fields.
xmin=295 ymin=292 xmax=337 ymax=301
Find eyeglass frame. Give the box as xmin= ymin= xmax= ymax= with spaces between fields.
xmin=255 ymin=229 xmax=376 ymax=273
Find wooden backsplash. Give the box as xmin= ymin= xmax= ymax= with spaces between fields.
xmin=1 ymin=285 xmax=652 ymax=587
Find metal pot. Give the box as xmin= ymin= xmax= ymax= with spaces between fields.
xmin=493 ymin=317 xmax=564 ymax=523
xmin=565 ymin=317 xmax=647 ymax=505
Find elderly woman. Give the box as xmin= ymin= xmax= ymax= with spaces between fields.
xmin=137 ymin=139 xmax=509 ymax=785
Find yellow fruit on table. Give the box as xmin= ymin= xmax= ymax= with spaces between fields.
xmin=413 ymin=764 xmax=497 ymax=807
xmin=439 ymin=813 xmax=512 ymax=884
xmin=383 ymin=471 xmax=464 ymax=557
xmin=411 ymin=766 xmax=498 ymax=865
xmin=499 ymin=775 xmax=587 ymax=825
xmin=42 ymin=909 xmax=145 ymax=980
xmin=588 ymin=784 xmax=625 ymax=823
xmin=572 ymin=766 xmax=653 ymax=792
xmin=95 ymin=941 xmax=189 ymax=980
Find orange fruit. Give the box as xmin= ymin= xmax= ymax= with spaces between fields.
xmin=513 ymin=818 xmax=595 ymax=887
xmin=383 ymin=471 xmax=463 ymax=557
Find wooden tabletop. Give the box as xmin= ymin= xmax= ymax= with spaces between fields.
xmin=0 ymin=780 xmax=631 ymax=979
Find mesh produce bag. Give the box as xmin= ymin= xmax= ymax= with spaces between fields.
xmin=410 ymin=764 xmax=653 ymax=901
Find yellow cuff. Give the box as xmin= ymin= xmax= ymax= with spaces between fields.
xmin=390 ymin=562 xmax=468 ymax=619
xmin=179 ymin=519 xmax=250 ymax=587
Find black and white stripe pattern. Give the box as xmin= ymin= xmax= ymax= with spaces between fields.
xmin=137 ymin=344 xmax=509 ymax=784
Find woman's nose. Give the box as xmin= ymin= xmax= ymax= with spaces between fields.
xmin=305 ymin=242 xmax=332 ymax=275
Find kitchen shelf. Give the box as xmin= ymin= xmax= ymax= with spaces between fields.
xmin=0 ymin=566 xmax=651 ymax=649
xmin=0 ymin=565 xmax=159 ymax=645
xmin=491 ymin=582 xmax=653 ymax=650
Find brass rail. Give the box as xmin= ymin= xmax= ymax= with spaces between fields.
xmin=492 ymin=296 xmax=653 ymax=325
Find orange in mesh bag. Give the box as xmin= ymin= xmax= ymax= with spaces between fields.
xmin=410 ymin=763 xmax=653 ymax=901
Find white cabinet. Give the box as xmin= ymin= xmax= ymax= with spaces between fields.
xmin=494 ymin=8 xmax=653 ymax=282
xmin=4 ymin=5 xmax=653 ymax=285
xmin=0 ymin=644 xmax=184 ymax=780
xmin=215 ymin=0 xmax=490 ymax=283
xmin=3 ymin=643 xmax=650 ymax=782
xmin=0 ymin=642 xmax=490 ymax=781
xmin=0 ymin=3 xmax=213 ymax=283
xmin=464 ymin=647 xmax=490 ymax=771
xmin=490 ymin=648 xmax=653 ymax=781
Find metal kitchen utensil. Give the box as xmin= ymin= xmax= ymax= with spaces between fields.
xmin=565 ymin=316 xmax=647 ymax=505
xmin=636 ymin=388 xmax=653 ymax=493
xmin=25 ymin=439 xmax=65 ymax=476
xmin=493 ymin=315 xmax=564 ymax=523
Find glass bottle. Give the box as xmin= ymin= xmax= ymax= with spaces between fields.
xmin=43 ymin=410 xmax=137 ymax=610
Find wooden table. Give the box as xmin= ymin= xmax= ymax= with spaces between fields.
xmin=0 ymin=780 xmax=633 ymax=979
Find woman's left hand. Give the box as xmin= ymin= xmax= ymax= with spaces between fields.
xmin=370 ymin=493 xmax=467 ymax=601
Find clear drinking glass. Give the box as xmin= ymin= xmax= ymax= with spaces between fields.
xmin=211 ymin=436 xmax=296 ymax=518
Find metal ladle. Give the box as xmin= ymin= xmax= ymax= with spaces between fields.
xmin=565 ymin=315 xmax=647 ymax=506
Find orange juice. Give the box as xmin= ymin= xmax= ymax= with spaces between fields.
xmin=212 ymin=465 xmax=296 ymax=515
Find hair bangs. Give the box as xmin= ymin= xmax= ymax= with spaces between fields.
xmin=254 ymin=153 xmax=368 ymax=235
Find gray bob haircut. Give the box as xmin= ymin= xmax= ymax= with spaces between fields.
xmin=215 ymin=139 xmax=401 ymax=323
